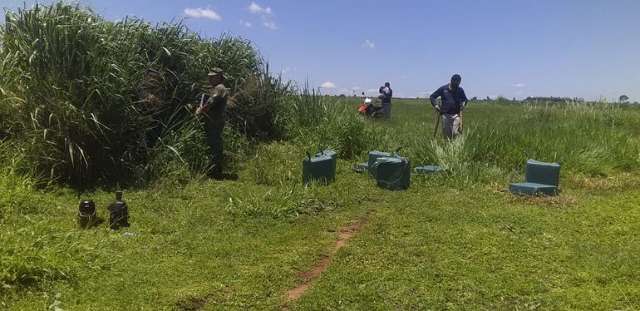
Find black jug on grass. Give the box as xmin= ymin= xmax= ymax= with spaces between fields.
xmin=108 ymin=191 xmax=129 ymax=230
xmin=78 ymin=200 xmax=97 ymax=229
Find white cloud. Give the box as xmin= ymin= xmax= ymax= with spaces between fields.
xmin=184 ymin=8 xmax=222 ymax=21
xmin=320 ymin=81 xmax=336 ymax=89
xmin=248 ymin=2 xmax=278 ymax=30
xmin=513 ymin=83 xmax=526 ymax=88
xmin=362 ymin=39 xmax=375 ymax=49
xmin=249 ymin=2 xmax=272 ymax=15
xmin=240 ymin=20 xmax=252 ymax=28
xmin=352 ymin=86 xmax=361 ymax=91
xmin=263 ymin=21 xmax=278 ymax=30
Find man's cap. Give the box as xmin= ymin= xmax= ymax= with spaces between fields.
xmin=208 ymin=68 xmax=225 ymax=78
xmin=451 ymin=74 xmax=462 ymax=82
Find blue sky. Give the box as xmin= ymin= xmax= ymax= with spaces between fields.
xmin=2 ymin=0 xmax=639 ymax=101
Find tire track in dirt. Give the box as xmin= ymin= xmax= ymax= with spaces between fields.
xmin=283 ymin=214 xmax=370 ymax=308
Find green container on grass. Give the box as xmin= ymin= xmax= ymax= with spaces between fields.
xmin=510 ymin=182 xmax=558 ymax=196
xmin=368 ymin=151 xmax=392 ymax=174
xmin=525 ymin=160 xmax=560 ymax=187
xmin=371 ymin=157 xmax=411 ymax=191
xmin=316 ymin=149 xmax=337 ymax=176
xmin=303 ymin=150 xmax=337 ymax=185
xmin=509 ymin=160 xmax=561 ymax=196
xmin=415 ymin=165 xmax=443 ymax=175
xmin=317 ymin=149 xmax=337 ymax=161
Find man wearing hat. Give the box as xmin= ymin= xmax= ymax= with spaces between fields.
xmin=196 ymin=68 xmax=230 ymax=179
xmin=429 ymin=74 xmax=468 ymax=139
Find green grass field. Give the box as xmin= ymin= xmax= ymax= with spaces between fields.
xmin=3 ymin=100 xmax=640 ymax=310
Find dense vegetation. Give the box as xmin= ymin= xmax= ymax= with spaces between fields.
xmin=3 ymin=98 xmax=640 ymax=309
xmin=0 ymin=2 xmax=289 ymax=187
xmin=2 ymin=2 xmax=640 ymax=310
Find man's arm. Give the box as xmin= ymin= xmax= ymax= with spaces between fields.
xmin=227 ymin=94 xmax=238 ymax=109
xmin=224 ymin=86 xmax=244 ymax=109
xmin=195 ymin=94 xmax=207 ymax=115
xmin=430 ymin=87 xmax=443 ymax=110
xmin=460 ymin=88 xmax=469 ymax=111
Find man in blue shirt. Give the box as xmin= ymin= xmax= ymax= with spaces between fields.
xmin=430 ymin=74 xmax=468 ymax=139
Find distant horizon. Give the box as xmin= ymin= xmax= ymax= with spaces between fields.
xmin=285 ymin=83 xmax=637 ymax=102
xmin=323 ymin=93 xmax=639 ymax=103
xmin=1 ymin=0 xmax=639 ymax=102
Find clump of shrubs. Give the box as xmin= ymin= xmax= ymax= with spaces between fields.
xmin=0 ymin=2 xmax=289 ymax=187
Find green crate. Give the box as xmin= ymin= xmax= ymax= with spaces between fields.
xmin=316 ymin=149 xmax=337 ymax=176
xmin=509 ymin=159 xmax=561 ymax=196
xmin=525 ymin=160 xmax=560 ymax=186
xmin=303 ymin=151 xmax=336 ymax=185
xmin=371 ymin=157 xmax=411 ymax=191
xmin=510 ymin=182 xmax=558 ymax=196
xmin=316 ymin=149 xmax=337 ymax=160
xmin=415 ymin=165 xmax=443 ymax=175
xmin=368 ymin=151 xmax=392 ymax=174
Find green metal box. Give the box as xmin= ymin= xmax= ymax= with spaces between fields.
xmin=510 ymin=159 xmax=561 ymax=196
xmin=368 ymin=151 xmax=392 ymax=174
xmin=510 ymin=182 xmax=558 ymax=196
xmin=525 ymin=160 xmax=560 ymax=187
xmin=316 ymin=149 xmax=337 ymax=176
xmin=317 ymin=149 xmax=337 ymax=160
xmin=303 ymin=150 xmax=337 ymax=185
xmin=371 ymin=157 xmax=411 ymax=191
xmin=415 ymin=165 xmax=443 ymax=175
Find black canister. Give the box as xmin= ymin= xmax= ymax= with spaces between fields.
xmin=78 ymin=200 xmax=97 ymax=229
xmin=108 ymin=191 xmax=129 ymax=230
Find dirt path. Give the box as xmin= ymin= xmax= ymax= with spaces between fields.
xmin=283 ymin=215 xmax=369 ymax=307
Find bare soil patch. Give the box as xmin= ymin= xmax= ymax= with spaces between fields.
xmin=284 ymin=216 xmax=369 ymax=306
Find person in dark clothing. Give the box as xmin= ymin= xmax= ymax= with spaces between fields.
xmin=430 ymin=74 xmax=468 ymax=139
xmin=379 ymin=82 xmax=393 ymax=119
xmin=196 ymin=68 xmax=231 ymax=179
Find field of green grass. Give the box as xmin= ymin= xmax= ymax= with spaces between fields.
xmin=3 ymin=99 xmax=640 ymax=310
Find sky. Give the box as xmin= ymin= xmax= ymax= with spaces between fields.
xmin=1 ymin=0 xmax=639 ymax=101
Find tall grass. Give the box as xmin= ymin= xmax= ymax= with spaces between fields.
xmin=0 ymin=2 xmax=291 ymax=187
xmin=275 ymin=96 xmax=640 ymax=188
xmin=0 ymin=2 xmax=638 ymax=203
xmin=228 ymin=65 xmax=292 ymax=140
xmin=285 ymin=89 xmax=371 ymax=159
xmin=361 ymin=100 xmax=640 ymax=186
